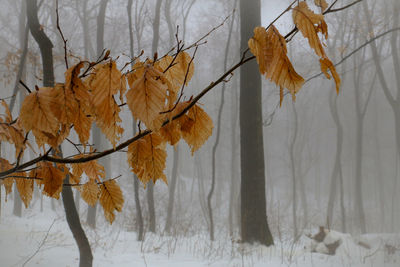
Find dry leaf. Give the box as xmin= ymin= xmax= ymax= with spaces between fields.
xmin=320 ymin=58 xmax=341 ymax=93
xmin=314 ymin=0 xmax=329 ymax=11
xmin=248 ymin=26 xmax=304 ymax=104
xmin=126 ymin=64 xmax=168 ymax=131
xmin=15 ymin=176 xmax=33 ymax=208
xmin=181 ymin=104 xmax=213 ymax=155
xmin=99 ymin=180 xmax=124 ymax=224
xmin=292 ymin=1 xmax=328 ymax=58
xmin=81 ymin=179 xmax=100 ymax=206
xmin=127 ymin=133 xmax=167 ymax=185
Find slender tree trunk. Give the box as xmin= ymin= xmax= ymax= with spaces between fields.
xmin=239 ymin=0 xmax=273 ymax=246
xmin=27 ymin=1 xmax=93 ymax=266
xmin=327 ymin=89 xmax=346 ymax=231
xmin=147 ymin=0 xmax=163 ymax=233
xmin=354 ymin=116 xmax=366 ymax=233
xmin=127 ymin=0 xmax=144 ymax=241
xmin=87 ymin=0 xmax=109 ymax=229
xmin=165 ymin=147 xmax=179 ymax=233
xmin=63 ymin=175 xmax=93 ymax=267
xmin=289 ymin=102 xmax=298 ymax=239
xmin=207 ymin=2 xmax=236 ymax=241
xmin=229 ymin=77 xmax=239 ymax=237
xmin=163 ymin=0 xmax=180 ymax=235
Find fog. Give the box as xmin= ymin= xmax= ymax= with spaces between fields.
xmin=0 ymin=0 xmax=399 ymax=266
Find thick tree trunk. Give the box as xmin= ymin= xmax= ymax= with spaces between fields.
xmin=239 ymin=0 xmax=273 ymax=246
xmin=27 ymin=1 xmax=92 ymax=266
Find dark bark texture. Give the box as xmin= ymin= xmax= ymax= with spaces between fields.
xmin=239 ymin=0 xmax=273 ymax=246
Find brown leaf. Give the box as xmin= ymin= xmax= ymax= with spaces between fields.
xmin=35 ymin=162 xmax=65 ymax=199
xmin=292 ymin=1 xmax=328 ymax=58
xmin=320 ymin=58 xmax=341 ymax=93
xmin=126 ymin=64 xmax=168 ymax=131
xmin=127 ymin=133 xmax=167 ymax=185
xmin=20 ymin=87 xmax=60 ymax=139
xmin=15 ymin=176 xmax=33 ymax=208
xmin=99 ymin=180 xmax=124 ymax=224
xmin=314 ymin=0 xmax=329 ymax=11
xmin=181 ymin=104 xmax=213 ymax=155
xmin=81 ymin=179 xmax=100 ymax=206
xmin=248 ymin=26 xmax=305 ymax=104
xmin=0 ymin=158 xmax=13 ymax=198
xmin=71 ymin=154 xmax=106 ymax=182
xmin=88 ymin=61 xmax=124 ymax=147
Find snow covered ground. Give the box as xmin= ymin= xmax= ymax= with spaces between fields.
xmin=1 ymin=202 xmax=399 ymax=267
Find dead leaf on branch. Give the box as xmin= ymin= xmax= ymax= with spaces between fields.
xmin=320 ymin=58 xmax=341 ymax=93
xmin=181 ymin=104 xmax=213 ymax=155
xmin=126 ymin=64 xmax=168 ymax=131
xmin=248 ymin=26 xmax=304 ymax=105
xmin=0 ymin=158 xmax=14 ymax=198
xmin=81 ymin=179 xmax=100 ymax=206
xmin=15 ymin=175 xmax=33 ymax=208
xmin=127 ymin=132 xmax=167 ymax=185
xmin=33 ymin=162 xmax=65 ymax=199
xmin=0 ymin=101 xmax=26 ymax=157
xmin=292 ymin=1 xmax=340 ymax=93
xmin=99 ymin=180 xmax=124 ymax=224
xmin=87 ymin=61 xmax=125 ymax=147
xmin=20 ymin=87 xmax=61 ymax=146
xmin=71 ymin=154 xmax=106 ymax=182
xmin=314 ymin=0 xmax=329 ymax=12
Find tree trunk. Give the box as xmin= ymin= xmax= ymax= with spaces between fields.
xmin=229 ymin=76 xmax=239 ymax=237
xmin=239 ymin=0 xmax=273 ymax=246
xmin=63 ymin=176 xmax=93 ymax=267
xmin=27 ymin=1 xmax=92 ymax=266
xmin=87 ymin=0 xmax=110 ymax=229
xmin=354 ymin=117 xmax=366 ymax=233
xmin=147 ymin=0 xmax=163 ymax=233
xmin=127 ymin=0 xmax=144 ymax=241
xmin=327 ymin=89 xmax=346 ymax=231
xmin=289 ymin=102 xmax=298 ymax=240
xmin=165 ymin=147 xmax=179 ymax=233
xmin=207 ymin=2 xmax=236 ymax=241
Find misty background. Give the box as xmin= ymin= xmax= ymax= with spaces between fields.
xmin=0 ymin=0 xmax=399 ymax=265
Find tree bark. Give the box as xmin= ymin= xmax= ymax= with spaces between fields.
xmin=239 ymin=0 xmax=273 ymax=246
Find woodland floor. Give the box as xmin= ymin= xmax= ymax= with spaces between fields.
xmin=1 ymin=200 xmax=399 ymax=267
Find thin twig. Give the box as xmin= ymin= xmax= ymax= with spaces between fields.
xmin=19 ymin=80 xmax=32 ymax=93
xmin=325 ymin=0 xmax=363 ymax=14
xmin=160 ymin=46 xmax=198 ymax=114
xmin=22 ymin=220 xmax=56 ymax=267
xmin=56 ymin=0 xmax=68 ymax=69
xmin=305 ymin=27 xmax=400 ymax=83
